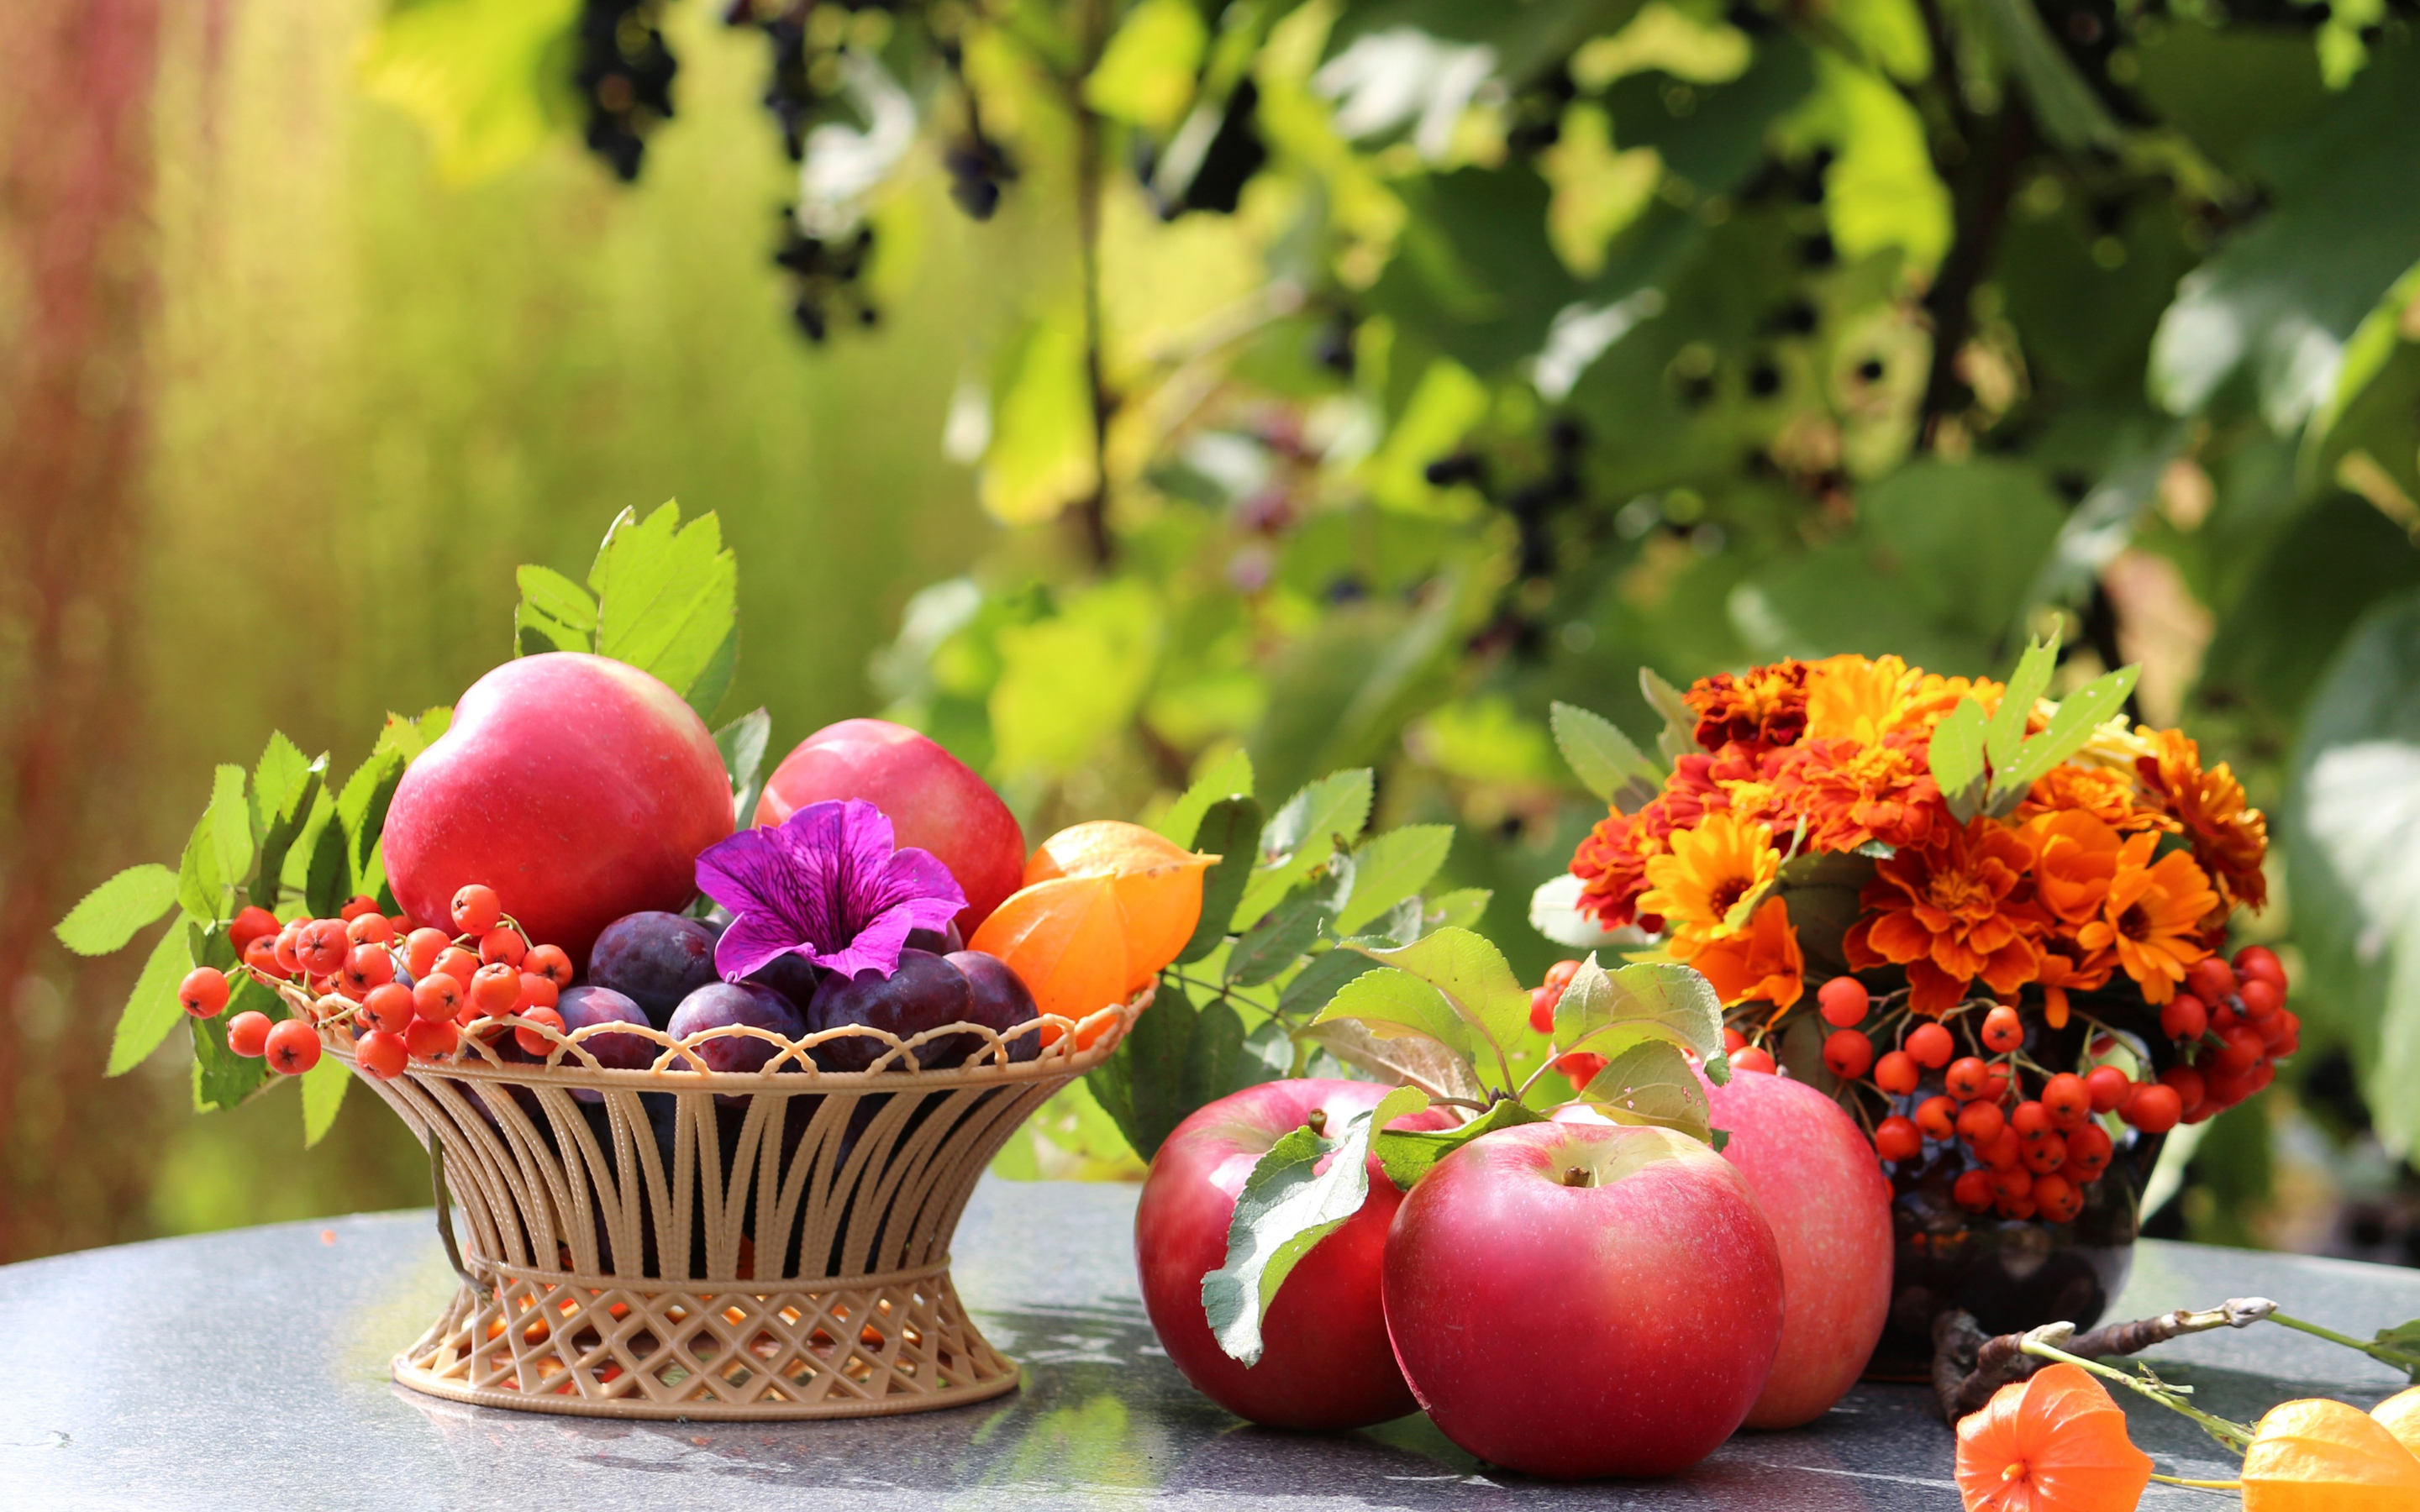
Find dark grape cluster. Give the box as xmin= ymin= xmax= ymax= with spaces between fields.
xmin=576 ymin=0 xmax=679 ymax=182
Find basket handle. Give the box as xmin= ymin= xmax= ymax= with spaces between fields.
xmin=428 ymin=1131 xmax=477 ymax=1289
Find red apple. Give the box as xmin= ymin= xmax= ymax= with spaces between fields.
xmin=1135 ymin=1079 xmax=1448 ymax=1431
xmin=1382 ymin=1121 xmax=1782 ymax=1478
xmin=382 ymin=654 xmax=732 ymax=966
xmin=1703 ymin=1068 xmax=1894 ymax=1428
xmin=755 ymin=717 xmax=1024 ymax=934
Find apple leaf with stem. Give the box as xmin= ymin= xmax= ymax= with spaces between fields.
xmin=1549 ymin=701 xmax=1663 ymax=811
xmin=1578 ymin=1040 xmax=1719 ymax=1146
xmin=1202 ymin=1084 xmax=1430 ymax=1366
xmin=1551 ymin=955 xmax=1729 ymax=1082
xmin=1334 ymin=927 xmax=1538 ymax=1092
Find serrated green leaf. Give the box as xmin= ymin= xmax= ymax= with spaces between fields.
xmin=1578 ymin=1038 xmax=1715 ymax=1143
xmin=1314 ymin=965 xmax=1476 ymax=1063
xmin=1203 ymin=1084 xmax=1428 ymax=1366
xmin=587 ymin=501 xmax=740 ymax=704
xmin=1640 ymin=669 xmax=1698 ymax=765
xmin=1342 ymin=927 xmax=1532 ymax=1085
xmin=106 ymin=924 xmax=192 ymax=1076
xmin=1334 ymin=825 xmax=1453 ymax=937
xmin=1349 ymin=895 xmax=1428 ymax=949
xmin=1276 ymin=947 xmax=1377 ymax=1019
xmin=514 ymin=563 xmax=597 ymax=644
xmin=714 ymin=707 xmax=773 ymax=823
xmin=685 ymin=622 xmax=739 ymax=722
xmin=1554 ymin=956 xmax=1727 ymax=1064
xmin=1929 ymin=697 xmax=1990 ymax=822
xmin=1177 ymin=797 xmax=1263 ymax=963
xmin=1226 ymin=880 xmax=1334 ymax=987
xmin=300 ymin=1051 xmax=350 ymax=1146
xmin=1154 ymin=748 xmax=1255 ymax=848
xmin=335 ymin=741 xmax=412 ymax=893
xmin=1986 ymin=636 xmax=2057 ymax=781
xmin=1991 ymin=666 xmax=2143 ymax=809
xmin=55 ymin=865 xmax=181 ymax=956
xmin=1295 ymin=1017 xmax=1487 ymax=1103
xmin=303 ymin=807 xmax=350 ymax=921
xmin=1090 ymin=977 xmax=1197 ymax=1161
xmin=252 ymin=747 xmax=327 ymax=914
xmin=1260 ymin=769 xmax=1375 ymax=874
xmin=250 ymin=732 xmax=312 ymax=841
xmin=1423 ymin=888 xmax=1492 ymax=932
xmin=1372 ymin=1099 xmax=1544 ymax=1190
xmin=1549 ymin=701 xmax=1663 ymax=808
xmin=192 ymin=972 xmax=281 ymax=1111
xmin=1182 ymin=996 xmax=1254 ymax=1110
xmin=176 ymin=766 xmax=252 ymax=922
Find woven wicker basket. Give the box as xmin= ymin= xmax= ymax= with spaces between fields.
xmin=333 ymin=992 xmax=1144 ymax=1420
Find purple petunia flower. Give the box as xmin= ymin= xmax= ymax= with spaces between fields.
xmin=695 ymin=799 xmax=966 ymax=984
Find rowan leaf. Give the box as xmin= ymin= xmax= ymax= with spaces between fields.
xmin=55 ymin=865 xmax=181 ymax=957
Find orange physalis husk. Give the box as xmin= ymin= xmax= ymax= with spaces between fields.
xmin=966 ymin=875 xmax=1131 ymax=1049
xmin=1954 ymin=1362 xmax=2153 ymax=1512
xmin=2241 ymin=1397 xmax=2420 ymax=1510
xmin=1023 ymin=820 xmax=1214 ymax=991
xmin=2374 ymin=1386 xmax=2420 ymax=1460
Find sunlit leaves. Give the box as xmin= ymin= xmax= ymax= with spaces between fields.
xmin=357 ymin=0 xmax=581 ymax=182
xmin=981 ymin=315 xmax=1100 ymax=526
xmin=105 ymin=925 xmax=193 ymax=1078
xmin=55 ymin=866 xmax=182 ymax=957
xmin=1549 ymin=701 xmax=1662 ymax=808
xmin=1539 ymin=105 xmax=1661 ymax=278
xmin=1083 ymin=0 xmax=1207 ymax=133
xmin=1777 ymin=50 xmax=1950 ymax=277
xmin=991 ymin=581 xmax=1165 ymax=777
xmin=587 ymin=502 xmax=739 ymax=718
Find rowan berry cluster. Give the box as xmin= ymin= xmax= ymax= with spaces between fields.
xmin=1523 ymin=945 xmax=2294 ymax=1225
xmin=174 ymin=884 xmax=575 ymax=1083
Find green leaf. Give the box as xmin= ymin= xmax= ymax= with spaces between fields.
xmin=1776 ymin=50 xmax=1951 ymax=277
xmin=252 ymin=744 xmax=327 ymax=914
xmin=1350 ymin=895 xmax=1429 ymax=948
xmin=335 ymin=745 xmax=408 ymax=895
xmin=1578 ymin=1038 xmax=1717 ymax=1143
xmin=1549 ymin=701 xmax=1663 ymax=809
xmin=1090 ymin=978 xmax=1199 ymax=1162
xmin=1639 ymin=669 xmax=1698 ymax=766
xmin=991 ymin=581 xmax=1165 ymax=778
xmin=1295 ymin=1017 xmax=1488 ymax=1103
xmin=685 ymin=623 xmax=740 ymax=724
xmin=176 ymin=765 xmax=253 ymax=922
xmin=1965 ymin=0 xmax=2123 ymax=152
xmin=1202 ymin=1084 xmax=1429 ymax=1366
xmin=1082 ymin=0 xmax=1207 ymax=132
xmin=1342 ymin=927 xmax=1533 ymax=1086
xmin=303 ymin=806 xmax=350 ymax=921
xmin=1276 ymin=947 xmax=1377 ymax=1019
xmin=979 ymin=314 xmax=1101 ymax=526
xmin=714 ymin=707 xmax=773 ymax=823
xmin=1372 ymin=1099 xmax=1545 ymax=1191
xmin=1554 ymin=956 xmax=1727 ymax=1066
xmin=192 ymin=971 xmax=281 ymax=1112
xmin=1991 ymin=666 xmax=2142 ymax=806
xmin=1423 ymin=887 xmax=1493 ymax=932
xmin=587 ymin=501 xmax=741 ymax=706
xmin=1183 ymin=997 xmax=1255 ymax=1110
xmin=1226 ymin=879 xmax=1334 ymax=988
xmin=1986 ymin=636 xmax=2057 ymax=783
xmin=1155 ymin=748 xmax=1255 ymax=848
xmin=1334 ymin=825 xmax=1454 ymax=937
xmin=1235 ymin=769 xmax=1374 ymax=925
xmin=355 ymin=0 xmax=582 ymax=183
xmin=250 ymin=732 xmax=312 ymax=842
xmin=1176 ymin=797 xmax=1264 ymax=963
xmin=1929 ymin=698 xmax=1990 ymax=822
xmin=1314 ymin=965 xmax=1477 ymax=1064
xmin=300 ymin=1050 xmax=350 ymax=1147
xmin=106 ymin=924 xmax=193 ymax=1076
xmin=514 ymin=563 xmax=598 ymax=658
xmin=55 ymin=865 xmax=181 ymax=956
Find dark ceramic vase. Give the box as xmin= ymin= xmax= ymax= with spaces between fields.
xmin=1860 ymin=990 xmax=2175 ymax=1378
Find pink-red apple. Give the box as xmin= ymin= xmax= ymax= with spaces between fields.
xmin=1702 ymin=1068 xmax=1893 ymax=1428
xmin=382 ymin=654 xmax=732 ymax=966
xmin=755 ymin=717 xmax=1024 ymax=934
xmin=1135 ymin=1079 xmax=1447 ymax=1431
xmin=1382 ymin=1121 xmax=1783 ymax=1478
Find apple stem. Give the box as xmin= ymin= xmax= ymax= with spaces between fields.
xmin=1560 ymin=1166 xmax=1597 ymax=1189
xmin=1305 ymin=1108 xmax=1328 ymax=1137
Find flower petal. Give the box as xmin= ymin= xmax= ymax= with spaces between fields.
xmin=715 ymin=911 xmax=808 ymax=983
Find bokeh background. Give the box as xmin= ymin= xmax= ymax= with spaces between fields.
xmin=4 ymin=0 xmax=2417 ymax=1268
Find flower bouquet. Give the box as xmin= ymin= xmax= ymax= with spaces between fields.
xmin=1538 ymin=638 xmax=2291 ymax=1367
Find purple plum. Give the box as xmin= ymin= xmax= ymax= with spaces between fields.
xmin=805 ymin=949 xmax=979 ymax=1072
xmin=588 ymin=911 xmax=720 ymax=1027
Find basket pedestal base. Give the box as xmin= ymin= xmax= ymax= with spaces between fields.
xmin=392 ymin=1258 xmax=1020 ymax=1420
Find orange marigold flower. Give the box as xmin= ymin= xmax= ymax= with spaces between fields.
xmin=2033 ymin=947 xmax=2116 ymax=1030
xmin=2136 ymin=727 xmax=2269 ymax=911
xmin=1954 ymin=1362 xmax=2153 ymax=1512
xmin=1639 ymin=812 xmax=1781 ymax=957
xmin=2075 ymin=832 xmax=2220 ymax=1005
xmin=1570 ymin=809 xmax=1661 ymax=933
xmin=1685 ymin=659 xmax=1810 ymax=753
xmin=1845 ymin=820 xmax=2041 ymax=1016
xmin=2018 ymin=764 xmax=2174 ymax=836
xmin=1773 ymin=732 xmax=1945 ymax=853
xmin=1691 ymin=895 xmax=1804 ymax=1009
xmin=2026 ymin=809 xmax=2123 ymax=928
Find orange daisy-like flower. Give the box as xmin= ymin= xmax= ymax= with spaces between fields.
xmin=1804 ymin=654 xmax=1926 ymax=744
xmin=1845 ymin=819 xmax=2041 ymax=1016
xmin=1772 ymin=731 xmax=1945 ymax=853
xmin=1639 ymin=812 xmax=1781 ymax=958
xmin=1954 ymin=1362 xmax=2153 ymax=1512
xmin=1691 ymin=895 xmax=1804 ymax=1009
xmin=2135 ymin=727 xmax=2269 ymax=911
xmin=1685 ymin=659 xmax=1810 ymax=753
xmin=2018 ymin=763 xmax=2174 ymax=836
xmin=2075 ymin=832 xmax=2220 ymax=1005
xmin=2025 ymin=809 xmax=2122 ymax=928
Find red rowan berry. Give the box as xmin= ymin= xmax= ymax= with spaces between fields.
xmin=1873 ymin=1116 xmax=1922 ymax=1163
xmin=434 ymin=947 xmax=481 ymax=986
xmin=295 ymin=919 xmax=349 ymax=976
xmin=1871 ymin=1049 xmax=1918 ymax=1093
xmin=1557 ymin=1051 xmax=1609 ymax=1089
xmin=412 ymin=974 xmax=463 ymax=1022
xmin=1544 ymin=959 xmax=1581 ymax=995
xmin=1905 ymin=1021 xmax=1954 ymax=1068
xmin=1981 ymin=1127 xmax=2023 ymax=1172
xmin=2066 ymin=1123 xmax=2114 ymax=1178
xmin=1980 ymin=1005 xmax=2023 ymax=1054
xmin=2123 ymin=1083 xmax=2182 ymax=1134
xmin=1731 ymin=1045 xmax=1779 ymax=1075
xmin=515 ymin=973 xmax=558 ymax=1013
xmin=178 ymin=967 xmax=230 ymax=1019
xmin=265 ymin=1017 xmax=321 ymax=1074
xmin=356 ymin=1029 xmax=409 ymax=1080
xmin=1823 ymin=1028 xmax=1874 ymax=1080
xmin=524 ymin=947 xmax=571 ymax=990
xmin=1817 ymin=976 xmax=1870 ymax=1028
xmin=345 ymin=912 xmax=392 ymax=948
xmin=2185 ymin=957 xmax=2236 ymax=1003
xmin=1529 ymin=985 xmax=1558 ymax=1036
xmin=450 ymin=885 xmax=502 ymax=935
xmin=1996 ymin=1193 xmax=2039 ymax=1221
xmin=2020 ymin=1132 xmax=2067 ymax=1175
xmin=340 ymin=942 xmax=397 ymax=995
xmin=478 ymin=927 xmax=527 ymax=969
xmin=2041 ymin=1074 xmax=2092 ymax=1131
xmin=242 ymin=935 xmax=281 ymax=976
xmin=1914 ymin=1095 xmax=1959 ymax=1141
xmin=1989 ymin=1166 xmax=2033 ymax=1203
xmin=228 ymin=906 xmax=280 ymax=953
xmin=404 ymin=1016 xmax=459 ymax=1060
xmin=2237 ymin=978 xmax=2281 ymax=1021
xmin=402 ymin=927 xmax=450 ymax=979
xmin=361 ymin=982 xmax=415 ymax=1035
xmin=2033 ymin=1173 xmax=2081 ymax=1223
xmin=470 ymin=963 xmax=523 ymax=1015
xmin=272 ymin=921 xmax=304 ymax=974
xmin=2160 ymin=1065 xmax=2206 ymax=1115
xmin=2010 ymin=1100 xmax=2054 ymax=1142
xmin=339 ymin=895 xmax=382 ymax=922
xmin=225 ymin=1010 xmax=272 ymax=1058
xmin=2084 ymin=1065 xmax=2133 ymax=1114
xmin=2232 ymin=945 xmax=2286 ymax=994
xmin=2215 ymin=1025 xmax=2264 ymax=1072
xmin=1722 ymin=1026 xmax=1749 ymax=1053
xmin=1956 ymin=1099 xmax=2005 ymax=1148
xmin=513 ymin=1006 xmax=566 ymax=1058
xmin=1944 ymin=1057 xmax=1991 ymax=1102
xmin=1952 ymin=1168 xmax=1996 ymax=1212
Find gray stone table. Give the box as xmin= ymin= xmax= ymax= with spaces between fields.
xmin=3 ymin=1179 xmax=2415 ymax=1510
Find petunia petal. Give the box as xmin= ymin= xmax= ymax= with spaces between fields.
xmin=715 ymin=911 xmax=808 ymax=984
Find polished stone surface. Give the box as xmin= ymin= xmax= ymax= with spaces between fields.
xmin=2 ymin=1180 xmax=2414 ymax=1509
